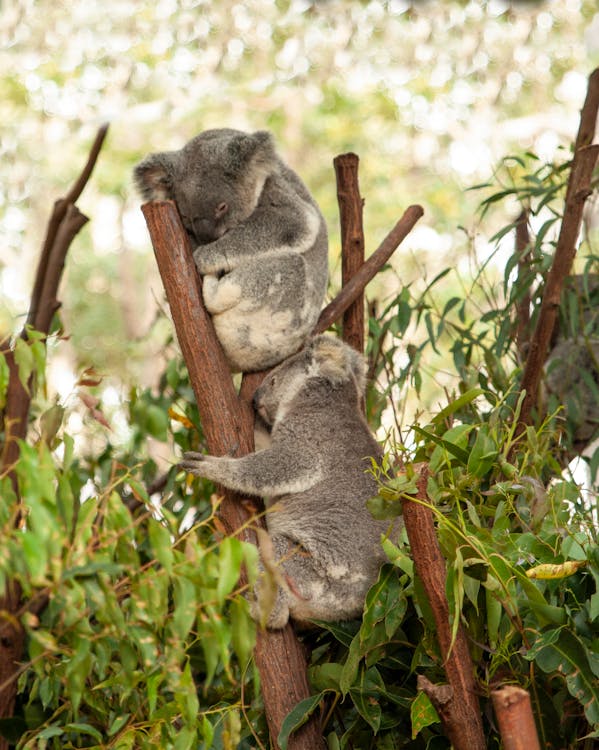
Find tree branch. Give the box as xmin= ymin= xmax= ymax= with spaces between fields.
xmin=0 ymin=123 xmax=108 ymax=749
xmin=26 ymin=123 xmax=109 ymax=329
xmin=141 ymin=200 xmax=325 ymax=750
xmin=491 ymin=685 xmax=541 ymax=750
xmin=515 ymin=209 xmax=532 ymax=359
xmin=403 ymin=465 xmax=485 ymax=750
xmin=315 ymin=204 xmax=424 ymax=333
xmin=516 ymin=67 xmax=599 ymax=434
xmin=334 ymin=153 xmax=366 ymax=353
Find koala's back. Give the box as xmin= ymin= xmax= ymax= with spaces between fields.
xmin=206 ymin=169 xmax=329 ymax=371
xmin=265 ymin=384 xmax=390 ymax=604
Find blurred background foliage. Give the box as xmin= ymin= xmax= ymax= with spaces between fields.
xmin=1 ymin=1 xmax=598 ymax=447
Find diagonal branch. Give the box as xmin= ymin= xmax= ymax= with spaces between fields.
xmin=316 ymin=204 xmax=424 ymax=333
xmin=516 ymin=68 xmax=599 ymax=434
xmin=26 ymin=123 xmax=109 ymax=329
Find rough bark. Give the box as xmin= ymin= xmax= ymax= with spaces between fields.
xmin=141 ymin=200 xmax=325 ymax=750
xmin=517 ymin=68 xmax=599 ymax=433
xmin=0 ymin=124 xmax=108 ymax=750
xmin=334 ymin=153 xmax=366 ymax=353
xmin=491 ymin=685 xmax=541 ymax=750
xmin=404 ymin=466 xmax=485 ymax=750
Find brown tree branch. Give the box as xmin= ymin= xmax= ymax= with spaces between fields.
xmin=26 ymin=123 xmax=109 ymax=328
xmin=0 ymin=125 xmax=108 ymax=747
xmin=491 ymin=685 xmax=541 ymax=750
xmin=141 ymin=200 xmax=325 ymax=750
xmin=315 ymin=204 xmax=424 ymax=333
xmin=334 ymin=153 xmax=365 ymax=353
xmin=403 ymin=465 xmax=485 ymax=750
xmin=516 ymin=67 xmax=599 ymax=434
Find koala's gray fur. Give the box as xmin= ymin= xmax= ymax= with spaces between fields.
xmin=545 ymin=274 xmax=599 ymax=444
xmin=180 ymin=335 xmax=396 ymax=629
xmin=134 ymin=128 xmax=328 ymax=372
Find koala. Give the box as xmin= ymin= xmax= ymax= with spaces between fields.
xmin=180 ymin=335 xmax=396 ymax=629
xmin=545 ymin=337 xmax=599 ymax=444
xmin=134 ymin=128 xmax=328 ymax=372
xmin=545 ymin=274 xmax=599 ymax=445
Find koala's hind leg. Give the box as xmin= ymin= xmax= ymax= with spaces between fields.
xmin=267 ymin=536 xmax=370 ymax=626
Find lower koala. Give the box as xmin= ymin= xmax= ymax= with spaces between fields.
xmin=180 ymin=335 xmax=396 ymax=628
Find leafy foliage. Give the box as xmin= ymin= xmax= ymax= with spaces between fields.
xmin=1 ymin=348 xmax=261 ymax=749
xmin=2 ymin=121 xmax=599 ymax=750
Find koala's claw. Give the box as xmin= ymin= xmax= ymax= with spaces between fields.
xmin=179 ymin=451 xmax=206 ymax=475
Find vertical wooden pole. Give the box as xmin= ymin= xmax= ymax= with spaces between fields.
xmin=141 ymin=201 xmax=325 ymax=750
xmin=334 ymin=153 xmax=365 ymax=353
xmin=404 ymin=466 xmax=485 ymax=750
xmin=492 ymin=685 xmax=541 ymax=750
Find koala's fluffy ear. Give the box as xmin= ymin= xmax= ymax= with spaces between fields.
xmin=226 ymin=131 xmax=277 ymax=175
xmin=311 ymin=335 xmax=367 ymax=393
xmin=133 ymin=152 xmax=178 ymax=201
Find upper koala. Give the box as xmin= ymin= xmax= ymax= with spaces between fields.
xmin=134 ymin=128 xmax=328 ymax=372
xmin=180 ymin=335 xmax=397 ymax=629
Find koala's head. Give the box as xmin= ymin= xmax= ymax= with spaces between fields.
xmin=134 ymin=129 xmax=279 ymax=244
xmin=253 ymin=335 xmax=367 ymax=428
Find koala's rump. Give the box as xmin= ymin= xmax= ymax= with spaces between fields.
xmin=203 ymin=253 xmax=322 ymax=371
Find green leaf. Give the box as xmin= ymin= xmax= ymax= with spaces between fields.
xmin=64 ymin=722 xmax=104 ymax=742
xmin=309 ymin=662 xmax=343 ymax=692
xmin=278 ymin=692 xmax=325 ymax=750
xmin=148 ymin=517 xmax=173 ymax=574
xmin=349 ymin=666 xmax=387 ymax=733
xmin=410 ymin=691 xmax=440 ymax=738
xmin=230 ymin=596 xmax=255 ymax=669
xmin=416 ymin=423 xmax=471 ymax=466
xmin=340 ymin=633 xmax=362 ymax=695
xmin=171 ymin=577 xmax=197 ymax=641
xmin=216 ymin=536 xmax=244 ymax=603
xmin=525 ymin=628 xmax=599 ymax=725
xmin=13 ymin=337 xmax=34 ymax=389
xmin=433 ymin=388 xmax=484 ymax=426
xmin=467 ymin=425 xmax=498 ymax=478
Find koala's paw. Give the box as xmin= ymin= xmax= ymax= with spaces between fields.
xmin=179 ymin=451 xmax=207 ymax=476
xmin=193 ymin=246 xmax=228 ymax=276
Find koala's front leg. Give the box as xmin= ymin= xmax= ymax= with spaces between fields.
xmin=193 ymin=243 xmax=232 ymax=276
xmin=180 ymin=446 xmax=321 ymax=497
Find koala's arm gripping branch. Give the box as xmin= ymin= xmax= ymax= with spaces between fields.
xmin=141 ymin=199 xmax=326 ymax=750
xmin=181 ymin=449 xmax=320 ymax=497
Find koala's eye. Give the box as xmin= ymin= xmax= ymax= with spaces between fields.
xmin=215 ymin=202 xmax=229 ymax=219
